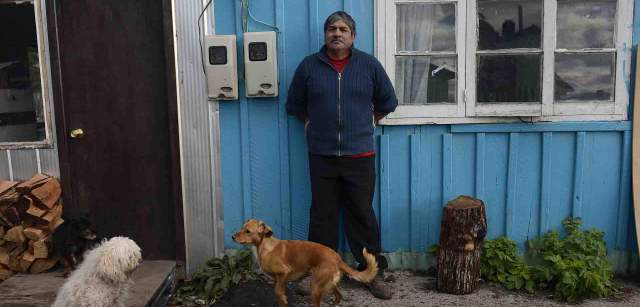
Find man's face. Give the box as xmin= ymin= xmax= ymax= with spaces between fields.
xmin=325 ymin=20 xmax=354 ymax=53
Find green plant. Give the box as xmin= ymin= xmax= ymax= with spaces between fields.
xmin=527 ymin=218 xmax=620 ymax=302
xmin=170 ymin=249 xmax=258 ymax=306
xmin=481 ymin=218 xmax=620 ymax=302
xmin=480 ymin=236 xmax=535 ymax=293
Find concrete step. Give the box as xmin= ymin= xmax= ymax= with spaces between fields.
xmin=0 ymin=260 xmax=176 ymax=307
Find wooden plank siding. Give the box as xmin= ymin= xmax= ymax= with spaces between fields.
xmin=214 ymin=0 xmax=639 ymax=271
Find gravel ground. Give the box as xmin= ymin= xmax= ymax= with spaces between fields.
xmin=210 ymin=270 xmax=640 ymax=307
xmin=288 ymin=270 xmax=640 ymax=307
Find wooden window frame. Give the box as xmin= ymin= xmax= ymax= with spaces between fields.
xmin=376 ymin=0 xmax=633 ymax=125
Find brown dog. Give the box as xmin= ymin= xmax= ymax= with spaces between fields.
xmin=232 ymin=219 xmax=378 ymax=307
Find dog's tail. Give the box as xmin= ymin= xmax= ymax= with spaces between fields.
xmin=339 ymin=248 xmax=378 ymax=283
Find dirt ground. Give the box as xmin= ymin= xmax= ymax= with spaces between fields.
xmin=212 ymin=270 xmax=640 ymax=307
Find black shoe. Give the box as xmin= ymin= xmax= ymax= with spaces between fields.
xmin=366 ymin=272 xmax=393 ymax=300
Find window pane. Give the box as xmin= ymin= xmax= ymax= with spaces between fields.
xmin=557 ymin=0 xmax=616 ymax=49
xmin=478 ymin=0 xmax=542 ymax=50
xmin=477 ymin=54 xmax=541 ymax=103
xmin=395 ymin=56 xmax=456 ymax=104
xmin=0 ymin=2 xmax=46 ymax=142
xmin=397 ymin=3 xmax=456 ymax=52
xmin=554 ymin=53 xmax=614 ymax=102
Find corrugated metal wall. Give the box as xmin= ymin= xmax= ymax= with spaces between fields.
xmin=0 ymin=148 xmax=60 ymax=180
xmin=173 ymin=0 xmax=225 ymax=274
xmin=215 ymin=0 xmax=639 ymax=269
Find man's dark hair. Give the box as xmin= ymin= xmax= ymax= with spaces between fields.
xmin=324 ymin=11 xmax=356 ymax=35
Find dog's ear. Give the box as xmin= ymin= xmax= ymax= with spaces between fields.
xmin=258 ymin=222 xmax=273 ymax=237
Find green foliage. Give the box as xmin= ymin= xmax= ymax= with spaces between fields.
xmin=170 ymin=249 xmax=258 ymax=306
xmin=481 ymin=218 xmax=620 ymax=302
xmin=480 ymin=237 xmax=535 ymax=293
xmin=527 ymin=218 xmax=620 ymax=302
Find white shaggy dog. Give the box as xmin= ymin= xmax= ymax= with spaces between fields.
xmin=53 ymin=236 xmax=142 ymax=307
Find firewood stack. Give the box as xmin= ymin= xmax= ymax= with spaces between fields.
xmin=0 ymin=174 xmax=63 ymax=282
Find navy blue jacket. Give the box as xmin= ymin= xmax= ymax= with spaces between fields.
xmin=286 ymin=46 xmax=398 ymax=156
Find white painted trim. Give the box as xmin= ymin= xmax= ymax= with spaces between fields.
xmin=548 ymin=0 xmax=631 ymax=118
xmin=378 ymin=0 xmax=633 ymax=125
xmin=614 ymin=0 xmax=632 ymax=116
xmin=541 ymin=0 xmax=556 ymax=117
xmin=553 ymin=101 xmax=615 ymax=115
xmin=473 ymin=103 xmax=541 ymax=117
xmin=465 ymin=0 xmax=477 ymax=117
xmin=387 ymin=103 xmax=461 ymax=118
xmin=378 ymin=0 xmax=465 ymax=118
xmin=380 ymin=113 xmax=628 ymax=125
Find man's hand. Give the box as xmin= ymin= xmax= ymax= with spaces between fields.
xmin=374 ymin=112 xmax=387 ymax=123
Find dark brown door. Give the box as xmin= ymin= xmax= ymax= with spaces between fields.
xmin=47 ymin=0 xmax=183 ymax=260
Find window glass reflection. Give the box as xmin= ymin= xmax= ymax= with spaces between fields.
xmin=477 ymin=54 xmax=541 ymax=103
xmin=478 ymin=0 xmax=542 ymax=50
xmin=397 ymin=3 xmax=456 ymax=52
xmin=555 ymin=53 xmax=614 ymax=102
xmin=557 ymin=0 xmax=616 ymax=49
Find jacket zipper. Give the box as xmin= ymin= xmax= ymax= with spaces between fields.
xmin=337 ymin=72 xmax=342 ymax=156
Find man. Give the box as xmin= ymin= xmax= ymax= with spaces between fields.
xmin=286 ymin=11 xmax=398 ymax=299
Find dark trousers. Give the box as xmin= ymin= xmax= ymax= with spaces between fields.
xmin=308 ymin=154 xmax=387 ymax=270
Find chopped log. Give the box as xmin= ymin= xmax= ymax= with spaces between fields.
xmin=26 ymin=205 xmax=47 ymax=218
xmin=42 ymin=203 xmax=64 ymax=231
xmin=0 ymin=225 xmax=4 ymax=238
xmin=437 ymin=195 xmax=487 ymax=295
xmin=23 ymin=227 xmax=45 ymax=241
xmin=21 ymin=251 xmax=35 ymax=262
xmin=42 ymin=204 xmax=62 ymax=223
xmin=8 ymin=255 xmax=21 ymax=272
xmin=0 ymin=190 xmax=19 ymax=206
xmin=0 ymin=266 xmax=13 ymax=281
xmin=15 ymin=174 xmax=50 ymax=194
xmin=0 ymin=180 xmax=18 ymax=195
xmin=4 ymin=225 xmax=25 ymax=243
xmin=0 ymin=206 xmax=20 ymax=226
xmin=21 ymin=216 xmax=37 ymax=228
xmin=19 ymin=254 xmax=34 ymax=272
xmin=30 ymin=179 xmax=61 ymax=209
xmin=0 ymin=246 xmax=9 ymax=265
xmin=30 ymin=257 xmax=58 ymax=274
xmin=50 ymin=217 xmax=64 ymax=232
xmin=0 ymin=212 xmax=13 ymax=228
xmin=2 ymin=241 xmax=19 ymax=253
xmin=8 ymin=242 xmax=26 ymax=257
xmin=33 ymin=238 xmax=49 ymax=259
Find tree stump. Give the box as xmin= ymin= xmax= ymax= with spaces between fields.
xmin=437 ymin=195 xmax=487 ymax=294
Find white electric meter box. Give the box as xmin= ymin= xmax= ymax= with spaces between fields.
xmin=243 ymin=31 xmax=278 ymax=97
xmin=205 ymin=35 xmax=238 ymax=100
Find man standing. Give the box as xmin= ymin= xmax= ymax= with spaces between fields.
xmin=286 ymin=11 xmax=398 ymax=299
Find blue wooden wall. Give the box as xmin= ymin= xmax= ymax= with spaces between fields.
xmin=215 ymin=0 xmax=640 ymax=265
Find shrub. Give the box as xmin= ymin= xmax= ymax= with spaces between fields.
xmin=481 ymin=218 xmax=620 ymax=302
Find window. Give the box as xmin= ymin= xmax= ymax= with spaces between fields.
xmin=376 ymin=0 xmax=633 ymax=124
xmin=0 ymin=0 xmax=53 ymax=146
